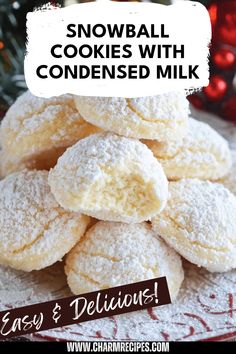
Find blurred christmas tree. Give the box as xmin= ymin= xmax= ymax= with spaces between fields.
xmin=0 ymin=0 xmax=27 ymax=117
xmin=0 ymin=0 xmax=63 ymax=118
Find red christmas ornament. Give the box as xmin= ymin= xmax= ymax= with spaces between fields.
xmin=208 ymin=2 xmax=218 ymax=36
xmin=212 ymin=48 xmax=236 ymax=70
xmin=215 ymin=1 xmax=236 ymax=46
xmin=203 ymin=75 xmax=228 ymax=101
xmin=218 ymin=22 xmax=236 ymax=47
xmin=194 ymin=1 xmax=236 ymax=123
xmin=223 ymin=95 xmax=236 ymax=121
xmin=188 ymin=94 xmax=204 ymax=110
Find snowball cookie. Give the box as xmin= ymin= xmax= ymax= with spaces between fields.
xmin=74 ymin=92 xmax=189 ymax=140
xmin=0 ymin=170 xmax=90 ymax=271
xmin=218 ymin=150 xmax=236 ymax=196
xmin=144 ymin=118 xmax=232 ymax=181
xmin=65 ymin=222 xmax=184 ymax=300
xmin=152 ymin=179 xmax=236 ymax=272
xmin=49 ymin=132 xmax=168 ymax=223
xmin=0 ymin=149 xmax=48 ymax=180
xmin=0 ymin=90 xmax=100 ymax=177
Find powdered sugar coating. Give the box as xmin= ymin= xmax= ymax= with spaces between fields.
xmin=144 ymin=118 xmax=232 ymax=180
xmin=0 ymin=91 xmax=100 ymax=177
xmin=0 ymin=170 xmax=90 ymax=271
xmin=74 ymin=92 xmax=189 ymax=140
xmin=218 ymin=150 xmax=236 ymax=195
xmin=152 ymin=179 xmax=236 ymax=272
xmin=0 ymin=113 xmax=236 ymax=341
xmin=49 ymin=132 xmax=168 ymax=223
xmin=65 ymin=221 xmax=184 ymax=301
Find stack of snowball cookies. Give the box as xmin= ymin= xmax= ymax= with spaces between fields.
xmin=0 ymin=90 xmax=236 ymax=302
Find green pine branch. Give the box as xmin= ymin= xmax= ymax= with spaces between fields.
xmin=0 ymin=0 xmax=28 ymax=112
